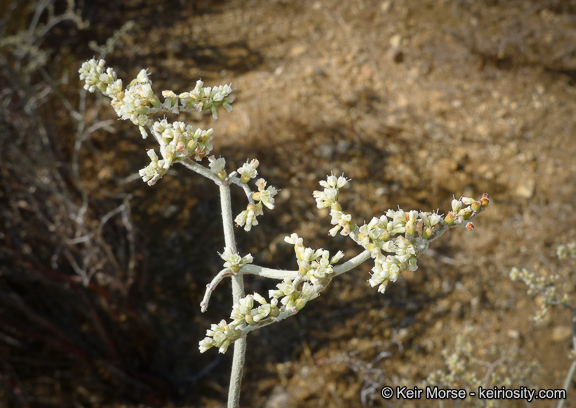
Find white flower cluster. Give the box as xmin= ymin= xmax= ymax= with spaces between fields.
xmin=230 ymin=293 xmax=280 ymax=327
xmin=235 ymin=160 xmax=279 ymax=231
xmin=154 ymin=118 xmax=214 ymax=160
xmin=112 ymin=69 xmax=160 ymax=130
xmin=199 ymin=320 xmax=242 ymax=354
xmin=199 ymin=292 xmax=280 ymax=354
xmin=220 ymin=247 xmax=253 ymax=273
xmin=199 ymin=233 xmax=343 ymax=354
xmin=237 ymin=159 xmax=259 ymax=183
xmin=139 ymin=149 xmax=167 ymax=186
xmin=79 ymin=58 xmax=117 ymax=95
xmin=136 ymin=120 xmax=215 ymax=185
xmin=235 ymin=204 xmax=261 ymax=232
xmin=79 ymin=59 xmax=233 ymax=121
xmin=179 ymin=80 xmax=233 ymax=119
xmin=360 ymin=195 xmax=488 ymax=293
xmin=253 ymin=179 xmax=278 ymax=210
xmin=79 ymin=59 xmax=235 ymax=185
xmin=355 ymin=209 xmax=439 ymax=293
xmin=79 ymin=60 xmax=160 ymax=129
xmin=208 ymin=156 xmax=227 ymax=179
xmin=284 ymin=233 xmax=344 ymax=286
xmin=314 ymin=175 xmax=490 ymax=293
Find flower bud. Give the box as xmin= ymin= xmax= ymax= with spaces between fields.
xmin=331 ymin=251 xmax=344 ymax=264
xmin=378 ymin=230 xmax=391 ymax=241
xmin=445 ymin=212 xmax=456 ymax=225
xmin=471 ymin=200 xmax=482 ymax=213
xmin=422 ymin=226 xmax=433 ymax=239
xmin=253 ymin=293 xmax=267 ymax=305
xmin=269 ymin=306 xmax=280 ymax=318
xmin=151 ymin=98 xmax=162 ymax=108
xmin=460 ymin=208 xmax=473 ymax=220
xmin=295 ymin=298 xmax=307 ymax=311
xmin=405 ymin=221 xmax=415 ymax=237
xmin=245 ymin=314 xmax=256 ymax=326
xmin=466 ymin=222 xmax=474 ymax=231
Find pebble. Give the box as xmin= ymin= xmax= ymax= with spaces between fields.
xmin=515 ymin=178 xmax=535 ymax=198
xmin=551 ymin=325 xmax=572 ymax=342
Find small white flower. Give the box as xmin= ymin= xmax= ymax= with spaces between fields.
xmin=79 ymin=58 xmax=107 ymax=93
xmin=253 ymin=292 xmax=267 ymax=305
xmin=331 ymin=251 xmax=344 ymax=264
xmin=208 ymin=156 xmax=226 ymax=173
xmin=313 ymin=190 xmax=331 ymax=208
xmin=199 ymin=337 xmax=214 ymax=353
xmin=461 ymin=196 xmax=475 ymax=206
xmin=300 ymin=282 xmax=318 ymax=301
xmin=238 ymin=159 xmax=259 ymax=181
xmin=235 ymin=203 xmax=262 ymax=231
xmin=319 ymin=174 xmax=349 ymax=189
xmin=451 ymin=199 xmax=463 ymax=213
xmin=199 ymin=319 xmax=241 ymax=354
xmin=134 ymin=68 xmax=151 ymax=84
xmin=139 ymin=149 xmax=167 ymax=185
xmin=220 ymin=248 xmax=253 ymax=272
xmin=328 ymin=225 xmax=341 ymax=237
xmin=284 ymin=233 xmax=303 ymax=246
xmin=276 ymin=280 xmax=295 ymax=296
xmin=255 ymin=179 xmax=278 ymax=210
xmin=105 ymin=78 xmax=122 ymax=97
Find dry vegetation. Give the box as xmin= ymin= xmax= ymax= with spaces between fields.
xmin=1 ymin=0 xmax=576 ymax=407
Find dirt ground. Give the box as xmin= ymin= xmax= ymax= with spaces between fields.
xmin=3 ymin=0 xmax=576 ymax=407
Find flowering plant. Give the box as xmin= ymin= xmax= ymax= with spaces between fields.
xmin=79 ymin=58 xmax=489 ymax=408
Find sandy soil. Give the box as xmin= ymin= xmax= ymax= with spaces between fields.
xmin=3 ymin=0 xmax=576 ymax=407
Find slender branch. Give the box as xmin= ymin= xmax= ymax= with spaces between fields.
xmin=201 ymin=264 xmax=299 ymax=312
xmin=228 ymin=176 xmax=255 ymax=201
xmin=201 ymin=268 xmax=236 ymax=312
xmin=219 ymin=182 xmax=246 ymax=408
xmin=239 ymin=264 xmax=299 ymax=280
xmin=201 ymin=250 xmax=373 ymax=312
xmin=333 ymin=250 xmax=372 ymax=276
xmin=239 ymin=306 xmax=299 ymax=335
xmin=179 ymin=158 xmax=222 ymax=184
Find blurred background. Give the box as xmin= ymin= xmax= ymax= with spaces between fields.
xmin=1 ymin=0 xmax=576 ymax=407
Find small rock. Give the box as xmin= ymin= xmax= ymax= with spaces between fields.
xmin=552 ymin=325 xmax=572 ymax=342
xmin=317 ymin=144 xmax=335 ymax=159
xmin=381 ymin=0 xmax=392 ymax=13
xmin=516 ymin=178 xmax=535 ymax=198
xmin=389 ymin=34 xmax=402 ymax=48
xmin=507 ymin=329 xmax=520 ymax=340
xmin=290 ymin=45 xmax=307 ymax=57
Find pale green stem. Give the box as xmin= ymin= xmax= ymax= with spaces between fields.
xmin=178 ymin=158 xmax=250 ymax=407
xmin=201 ymin=250 xmax=373 ymax=312
xmin=219 ymin=181 xmax=246 ymax=408
xmin=179 ymin=158 xmax=222 ymax=184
